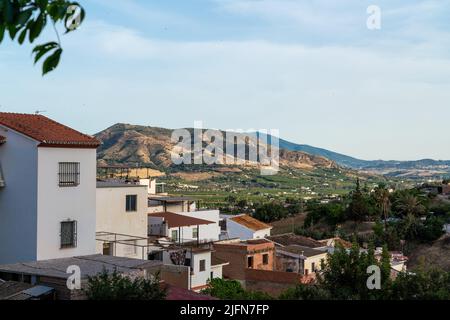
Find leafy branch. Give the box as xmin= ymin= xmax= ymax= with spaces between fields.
xmin=0 ymin=0 xmax=85 ymax=75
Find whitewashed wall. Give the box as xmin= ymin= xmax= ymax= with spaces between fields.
xmin=36 ymin=147 xmax=97 ymax=260
xmin=96 ymin=185 xmax=148 ymax=259
xmin=0 ymin=127 xmax=38 ymax=264
xmin=226 ymin=218 xmax=271 ymax=240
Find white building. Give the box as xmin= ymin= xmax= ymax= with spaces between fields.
xmin=148 ymin=195 xmax=196 ymax=214
xmin=148 ymin=211 xmax=220 ymax=243
xmin=158 ymin=246 xmax=228 ymax=292
xmin=96 ymin=182 xmax=149 ymax=259
xmin=220 ymin=214 xmax=272 ymax=241
xmin=0 ymin=113 xmax=99 ymax=264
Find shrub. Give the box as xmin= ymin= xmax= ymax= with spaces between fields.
xmin=86 ymin=269 xmax=167 ymax=300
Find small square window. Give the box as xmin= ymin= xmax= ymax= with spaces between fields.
xmin=199 ymin=259 xmax=206 ymax=272
xmin=126 ymin=195 xmax=137 ymax=212
xmin=61 ymin=220 xmax=77 ymax=248
xmin=262 ymin=254 xmax=269 ymax=265
xmin=58 ymin=162 xmax=80 ymax=187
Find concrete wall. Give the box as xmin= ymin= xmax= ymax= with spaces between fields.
xmin=36 ymin=147 xmax=97 ymax=260
xmin=191 ymin=251 xmax=212 ymax=290
xmin=0 ymin=127 xmax=38 ymax=264
xmin=96 ymin=185 xmax=148 ymax=259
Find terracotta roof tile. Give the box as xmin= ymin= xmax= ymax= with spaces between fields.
xmin=148 ymin=211 xmax=215 ymax=228
xmin=0 ymin=112 xmax=100 ymax=148
xmin=230 ymin=214 xmax=272 ymax=231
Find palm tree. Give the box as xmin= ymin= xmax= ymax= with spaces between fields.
xmin=395 ymin=194 xmax=425 ymax=217
xmin=374 ymin=186 xmax=391 ymax=230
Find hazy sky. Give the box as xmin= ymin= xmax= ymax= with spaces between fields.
xmin=1 ymin=0 xmax=450 ymax=161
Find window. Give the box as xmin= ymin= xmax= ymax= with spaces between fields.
xmin=60 ymin=220 xmax=77 ymax=248
xmin=210 ymin=272 xmax=214 ymax=280
xmin=199 ymin=259 xmax=206 ymax=272
xmin=262 ymin=254 xmax=269 ymax=265
xmin=192 ymin=227 xmax=198 ymax=239
xmin=171 ymin=230 xmax=178 ymax=242
xmin=126 ymin=195 xmax=137 ymax=212
xmin=247 ymin=256 xmax=254 ymax=268
xmin=311 ymin=262 xmax=316 ymax=272
xmin=58 ymin=162 xmax=80 ymax=187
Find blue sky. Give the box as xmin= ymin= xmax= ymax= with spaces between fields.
xmin=1 ymin=0 xmax=450 ymax=160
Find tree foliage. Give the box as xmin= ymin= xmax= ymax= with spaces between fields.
xmin=254 ymin=202 xmax=288 ymax=222
xmin=0 ymin=0 xmax=85 ymax=74
xmin=85 ymin=269 xmax=167 ymax=300
xmin=201 ymin=278 xmax=272 ymax=300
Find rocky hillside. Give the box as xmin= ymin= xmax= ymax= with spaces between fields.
xmin=95 ymin=123 xmax=337 ymax=171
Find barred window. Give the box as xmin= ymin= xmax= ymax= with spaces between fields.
xmin=125 ymin=195 xmax=137 ymax=212
xmin=58 ymin=162 xmax=80 ymax=187
xmin=61 ymin=220 xmax=77 ymax=248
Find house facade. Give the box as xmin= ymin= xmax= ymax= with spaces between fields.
xmin=0 ymin=113 xmax=99 ymax=264
xmin=221 ymin=214 xmax=272 ymax=240
xmin=213 ymin=239 xmax=275 ymax=280
xmin=96 ymin=182 xmax=149 ymax=259
xmin=148 ymin=211 xmax=219 ymax=243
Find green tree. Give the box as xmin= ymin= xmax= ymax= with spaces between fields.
xmin=395 ymin=194 xmax=426 ymax=217
xmin=374 ymin=185 xmax=391 ymax=230
xmin=254 ymin=202 xmax=288 ymax=222
xmin=348 ymin=178 xmax=371 ymax=222
xmin=0 ymin=0 xmax=85 ymax=75
xmin=279 ymin=284 xmax=330 ymax=300
xmin=201 ymin=278 xmax=272 ymax=300
xmin=389 ymin=267 xmax=450 ymax=300
xmin=86 ymin=269 xmax=167 ymax=300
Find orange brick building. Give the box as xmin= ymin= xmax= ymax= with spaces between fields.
xmin=212 ymin=239 xmax=275 ymax=280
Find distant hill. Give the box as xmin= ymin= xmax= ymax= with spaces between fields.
xmin=94 ymin=124 xmax=450 ymax=179
xmin=95 ymin=123 xmax=337 ymax=171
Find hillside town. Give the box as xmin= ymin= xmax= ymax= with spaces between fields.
xmin=0 ymin=112 xmax=421 ymax=300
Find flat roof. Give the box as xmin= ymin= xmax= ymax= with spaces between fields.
xmin=148 ymin=196 xmax=195 ymax=202
xmin=148 ymin=211 xmax=215 ymax=228
xmin=267 ymin=233 xmax=324 ymax=248
xmin=0 ymin=255 xmax=162 ymax=280
xmin=278 ymin=245 xmax=327 ymax=258
xmin=97 ymin=181 xmax=146 ymax=188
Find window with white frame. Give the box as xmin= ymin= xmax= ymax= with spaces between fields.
xmin=58 ymin=162 xmax=80 ymax=187
xmin=60 ymin=220 xmax=77 ymax=248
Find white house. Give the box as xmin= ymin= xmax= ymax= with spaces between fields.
xmin=158 ymin=245 xmax=228 ymax=292
xmin=0 ymin=113 xmax=99 ymax=264
xmin=148 ymin=211 xmax=220 ymax=243
xmin=220 ymin=214 xmax=272 ymax=241
xmin=96 ymin=181 xmax=149 ymax=260
xmin=148 ymin=195 xmax=196 ymax=214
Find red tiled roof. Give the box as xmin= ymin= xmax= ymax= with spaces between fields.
xmin=230 ymin=214 xmax=272 ymax=231
xmin=148 ymin=211 xmax=215 ymax=228
xmin=0 ymin=113 xmax=100 ymax=148
xmin=0 ymin=135 xmax=5 ymax=145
